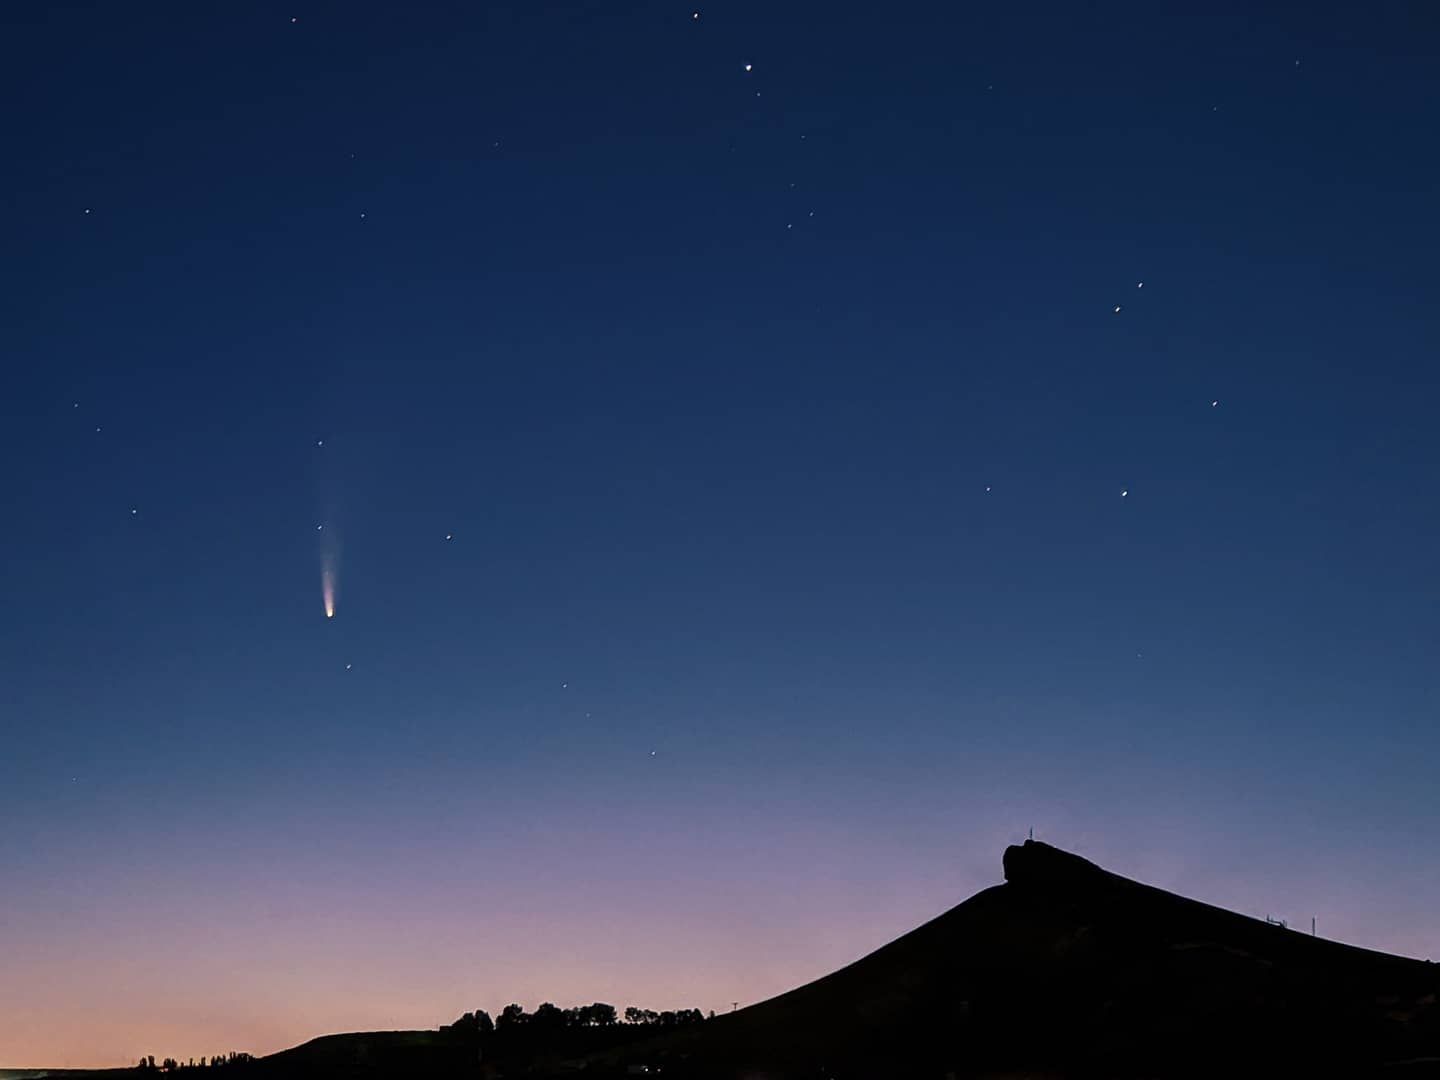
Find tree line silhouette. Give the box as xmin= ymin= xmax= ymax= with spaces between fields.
xmin=444 ymin=1002 xmax=709 ymax=1035
xmin=133 ymin=1052 xmax=255 ymax=1072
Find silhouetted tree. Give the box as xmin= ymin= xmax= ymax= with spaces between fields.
xmin=443 ymin=1009 xmax=496 ymax=1037
xmin=580 ymin=1002 xmax=617 ymax=1026
xmin=497 ymin=1002 xmax=529 ymax=1030
xmin=532 ymin=1001 xmax=566 ymax=1031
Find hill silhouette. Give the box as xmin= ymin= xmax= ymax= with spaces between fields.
xmin=16 ymin=841 xmax=1440 ymax=1078
xmin=579 ymin=840 xmax=1440 ymax=1077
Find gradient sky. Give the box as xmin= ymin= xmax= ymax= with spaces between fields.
xmin=4 ymin=0 xmax=1440 ymax=1067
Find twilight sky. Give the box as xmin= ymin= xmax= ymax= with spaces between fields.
xmin=4 ymin=0 xmax=1440 ymax=1067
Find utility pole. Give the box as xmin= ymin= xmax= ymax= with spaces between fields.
xmin=731 ymin=1002 xmax=739 ymax=1013
xmin=1312 ymin=916 xmax=1316 ymax=937
xmin=1028 ymin=827 xmax=1033 ymax=841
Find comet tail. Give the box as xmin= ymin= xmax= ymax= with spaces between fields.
xmin=321 ymin=551 xmax=338 ymax=618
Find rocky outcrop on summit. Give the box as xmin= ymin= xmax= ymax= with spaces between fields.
xmin=1002 ymin=837 xmax=1113 ymax=888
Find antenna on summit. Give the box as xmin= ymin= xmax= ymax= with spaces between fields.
xmin=1028 ymin=827 xmax=1033 ymax=841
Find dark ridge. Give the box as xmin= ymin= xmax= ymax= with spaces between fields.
xmin=579 ymin=840 xmax=1440 ymax=1079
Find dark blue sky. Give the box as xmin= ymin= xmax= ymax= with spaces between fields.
xmin=4 ymin=1 xmax=1440 ymax=1066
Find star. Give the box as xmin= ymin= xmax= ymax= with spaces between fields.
xmin=1121 ymin=489 xmax=1129 ymax=497
xmin=345 ymin=663 xmax=352 ymax=670
xmin=95 ymin=426 xmax=101 ymax=432
xmin=73 ymin=402 xmax=79 ymax=408
xmin=290 ymin=16 xmax=298 ymax=23
xmin=561 ymin=682 xmax=568 ymax=689
xmin=316 ymin=524 xmax=324 ymax=531
xmin=1136 ymin=281 xmax=1144 ymax=288
xmin=316 ymin=439 xmax=324 ymax=446
xmin=444 ymin=533 xmax=453 ymax=541
xmin=1211 ymin=400 xmax=1219 ymax=407
xmin=130 ymin=508 xmax=137 ymax=515
xmin=1113 ymin=305 xmax=1122 ymax=314
xmin=691 ymin=11 xmax=700 ymax=19
xmin=985 ymin=486 xmax=992 ymax=492
xmin=83 ymin=208 xmax=91 ymax=215
xmin=743 ymin=63 xmax=752 ymax=72
xmin=359 ymin=211 xmax=366 ymax=219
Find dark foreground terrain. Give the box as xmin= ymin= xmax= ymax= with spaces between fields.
xmin=19 ymin=841 xmax=1440 ymax=1078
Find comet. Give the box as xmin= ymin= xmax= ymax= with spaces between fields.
xmin=321 ymin=540 xmax=339 ymax=618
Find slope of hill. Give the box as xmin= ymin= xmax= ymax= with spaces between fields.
xmin=260 ymin=1030 xmax=472 ymax=1076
